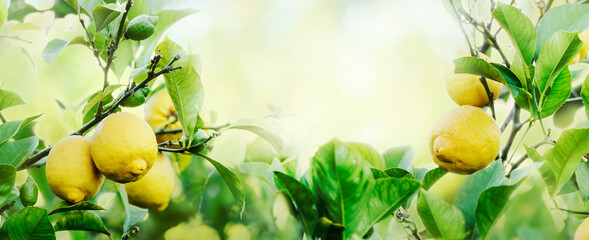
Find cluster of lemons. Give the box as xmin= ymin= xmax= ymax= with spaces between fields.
xmin=46 ymin=90 xmax=201 ymax=211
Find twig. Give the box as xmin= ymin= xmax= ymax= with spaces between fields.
xmin=554 ymin=207 xmax=589 ymax=215
xmin=122 ymin=226 xmax=140 ymax=240
xmin=566 ymin=97 xmax=582 ymax=103
xmin=0 ymin=35 xmax=32 ymax=43
xmin=507 ymin=135 xmax=555 ymax=176
xmin=501 ymin=106 xmax=522 ymax=162
xmin=480 ymin=77 xmax=496 ymax=119
xmin=0 ymin=201 xmax=16 ymax=215
xmin=450 ymin=0 xmax=476 ymax=56
xmin=500 ymin=105 xmax=516 ymax=132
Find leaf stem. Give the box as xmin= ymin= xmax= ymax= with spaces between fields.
xmin=0 ymin=112 xmax=6 ymax=123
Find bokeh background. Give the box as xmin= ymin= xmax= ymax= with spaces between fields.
xmin=1 ymin=0 xmax=588 ymax=239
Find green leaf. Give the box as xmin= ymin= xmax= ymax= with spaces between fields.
xmin=54 ymin=211 xmax=110 ymax=237
xmin=453 ymin=57 xmax=506 ymax=85
xmin=118 ymin=185 xmax=148 ymax=232
xmin=238 ymin=159 xmax=284 ymax=187
xmin=0 ymin=164 xmax=16 ymax=195
xmin=384 ymin=168 xmax=413 ymax=179
xmin=525 ymin=145 xmax=556 ymax=194
xmin=311 ymin=139 xmax=374 ymax=239
xmin=492 ymin=2 xmax=536 ymax=64
xmin=0 ymin=2 xmax=6 ymax=29
xmin=156 ymin=37 xmax=204 ymax=147
xmin=10 ymin=23 xmax=41 ymax=31
xmin=581 ymin=73 xmax=589 ymax=119
xmin=63 ymin=0 xmax=79 ymax=13
xmin=0 ymin=121 xmax=23 ymax=146
xmin=0 ymin=136 xmax=39 ymax=167
xmin=0 ymin=89 xmax=25 ymax=111
xmin=345 ymin=142 xmax=385 ymax=170
xmin=491 ymin=63 xmax=531 ymax=109
xmin=0 ymin=187 xmax=19 ymax=206
xmin=370 ymin=168 xmax=389 ymax=179
xmin=382 ymin=146 xmax=414 ymax=171
xmin=81 ymin=84 xmax=125 ymax=118
xmin=198 ymin=154 xmax=246 ymax=218
xmin=534 ymin=31 xmax=582 ymax=102
xmin=417 ymin=190 xmax=467 ymax=240
xmin=0 ymin=207 xmax=56 ymax=240
xmin=357 ymin=178 xmax=421 ymax=237
xmin=178 ymin=154 xmax=208 ymax=211
xmin=49 ymin=201 xmax=106 ymax=215
xmin=228 ymin=119 xmax=284 ymax=155
xmin=92 ymin=3 xmax=123 ymax=32
xmin=540 ymin=67 xmax=571 ymax=118
xmin=575 ymin=162 xmax=589 ymax=201
xmin=42 ymin=38 xmax=71 ymax=64
xmin=274 ymin=171 xmax=319 ymax=238
xmin=543 ymin=127 xmax=589 ymax=196
xmin=535 ymin=4 xmax=589 ymax=58
xmin=422 ymin=168 xmax=447 ymax=190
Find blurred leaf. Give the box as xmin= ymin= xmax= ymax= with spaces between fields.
xmin=422 ymin=168 xmax=447 ymax=190
xmin=111 ymin=38 xmax=134 ymax=78
xmin=127 ymin=0 xmax=149 ymax=20
xmin=274 ymin=172 xmax=319 ymax=238
xmin=417 ymin=190 xmax=467 ymax=240
xmin=178 ymin=154 xmax=208 ymax=211
xmin=345 ymin=142 xmax=385 ymax=170
xmin=0 ymin=207 xmax=55 ymax=239
xmin=540 ymin=68 xmax=571 ymax=118
xmin=0 ymin=187 xmax=19 ymax=206
xmin=54 ymin=210 xmax=110 ymax=237
xmin=49 ymin=201 xmax=106 ymax=215
xmin=535 ymin=4 xmax=589 ymax=58
xmin=492 ymin=2 xmax=536 ymax=64
xmin=534 ymin=31 xmax=581 ymax=102
xmin=0 ymin=136 xmax=38 ymax=167
xmin=92 ymin=3 xmax=123 ymax=32
xmin=543 ymin=127 xmax=589 ymax=196
xmin=0 ymin=1 xmax=6 ymax=29
xmin=239 ymin=160 xmax=285 ymax=187
xmin=228 ymin=119 xmax=284 ymax=155
xmin=63 ymin=0 xmax=79 ymax=13
xmin=525 ymin=145 xmax=557 ymax=194
xmin=0 ymin=164 xmax=16 ymax=195
xmin=453 ymin=56 xmax=506 ymax=85
xmin=357 ymin=178 xmax=420 ymax=237
xmin=0 ymin=89 xmax=25 ymax=111
xmin=119 ymin=185 xmax=148 ymax=232
xmin=382 ymin=146 xmax=414 ymax=172
xmin=156 ymin=37 xmax=204 ymax=146
xmin=10 ymin=22 xmax=40 ymax=31
xmin=441 ymin=0 xmax=461 ymax=17
xmin=581 ymin=74 xmax=589 ymax=119
xmin=42 ymin=38 xmax=71 ymax=64
xmin=198 ymin=154 xmax=246 ymax=218
xmin=54 ymin=98 xmax=66 ymax=110
xmin=576 ymin=162 xmax=589 ymax=201
xmin=370 ymin=168 xmax=389 ymax=179
xmin=311 ymin=139 xmax=373 ymax=238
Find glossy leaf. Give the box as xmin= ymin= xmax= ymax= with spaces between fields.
xmin=0 ymin=89 xmax=25 ymax=111
xmin=382 ymin=145 xmax=414 ymax=171
xmin=345 ymin=142 xmax=385 ymax=170
xmin=417 ymin=190 xmax=467 ymax=240
xmin=0 ymin=164 xmax=16 ymax=195
xmin=576 ymin=162 xmax=589 ymax=201
xmin=228 ymin=119 xmax=284 ymax=155
xmin=492 ymin=2 xmax=536 ymax=64
xmin=54 ymin=210 xmax=110 ymax=237
xmin=81 ymin=84 xmax=124 ymax=117
xmin=384 ymin=168 xmax=413 ymax=179
xmin=274 ymin=171 xmax=319 ymax=237
xmin=92 ymin=3 xmax=123 ymax=32
xmin=535 ymin=4 xmax=589 ymax=58
xmin=540 ymin=67 xmax=571 ymax=118
xmin=49 ymin=201 xmax=106 ymax=215
xmin=42 ymin=38 xmax=71 ymax=64
xmin=156 ymin=37 xmax=204 ymax=146
xmin=581 ymin=73 xmax=589 ymax=119
xmin=491 ymin=63 xmax=530 ymax=109
xmin=0 ymin=207 xmax=56 ymax=240
xmin=119 ymin=185 xmax=148 ymax=232
xmin=199 ymin=154 xmax=246 ymax=217
xmin=0 ymin=136 xmax=39 ymax=167
xmin=543 ymin=127 xmax=589 ymax=196
xmin=422 ymin=168 xmax=447 ymax=190
xmin=453 ymin=56 xmax=506 ymax=85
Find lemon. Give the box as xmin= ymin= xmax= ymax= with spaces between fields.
xmin=430 ymin=105 xmax=500 ymax=174
xmin=121 ymin=87 xmax=150 ymax=108
xmin=124 ymin=153 xmax=176 ymax=211
xmin=576 ymin=218 xmax=589 ymax=240
xmin=427 ymin=173 xmax=467 ymax=204
xmin=125 ymin=15 xmax=158 ymax=41
xmin=446 ymin=51 xmax=503 ymax=107
xmin=569 ymin=30 xmax=589 ymax=65
xmin=91 ymin=112 xmax=158 ymax=183
xmin=46 ymin=136 xmax=104 ymax=203
xmin=19 ymin=176 xmax=38 ymax=207
xmin=144 ymin=90 xmax=211 ymax=143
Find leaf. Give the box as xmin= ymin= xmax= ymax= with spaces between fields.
xmin=311 ymin=139 xmax=374 ymax=239
xmin=119 ymin=185 xmax=148 ymax=232
xmin=10 ymin=23 xmax=40 ymax=31
xmin=198 ymin=154 xmax=246 ymax=218
xmin=491 ymin=63 xmax=531 ymax=109
xmin=0 ymin=1 xmax=6 ymax=29
xmin=345 ymin=142 xmax=385 ymax=170
xmin=177 ymin=154 xmax=208 ymax=211
xmin=422 ymin=168 xmax=447 ymax=190
xmin=382 ymin=146 xmax=414 ymax=172
xmin=0 ymin=164 xmax=16 ymax=195
xmin=581 ymin=74 xmax=589 ymax=119
xmin=540 ymin=67 xmax=571 ymax=118
xmin=357 ymin=178 xmax=421 ymax=237
xmin=228 ymin=119 xmax=284 ymax=155
xmin=534 ymin=31 xmax=582 ymax=101
xmin=543 ymin=127 xmax=589 ymax=196
xmin=274 ymin=172 xmax=319 ymax=238
xmin=0 ymin=89 xmax=25 ymax=111
xmin=453 ymin=57 xmax=506 ymax=85
xmin=49 ymin=201 xmax=106 ymax=215
xmin=525 ymin=145 xmax=556 ymax=194
xmin=575 ymin=162 xmax=589 ymax=201
xmin=42 ymin=38 xmax=71 ymax=64
xmin=0 ymin=207 xmax=56 ymax=240
xmin=92 ymin=3 xmax=123 ymax=32
xmin=54 ymin=210 xmax=110 ymax=237
xmin=0 ymin=136 xmax=39 ymax=167
xmin=81 ymin=84 xmax=125 ymax=118
xmin=384 ymin=168 xmax=413 ymax=179
xmin=492 ymin=2 xmax=536 ymax=64
xmin=238 ymin=160 xmax=285 ymax=187
xmin=63 ymin=0 xmax=79 ymax=13
xmin=535 ymin=4 xmax=589 ymax=58
xmin=0 ymin=187 xmax=19 ymax=206
xmin=156 ymin=37 xmax=204 ymax=147
xmin=417 ymin=190 xmax=467 ymax=240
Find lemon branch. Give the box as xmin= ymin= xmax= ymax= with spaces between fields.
xmin=507 ymin=135 xmax=555 ymax=176
xmin=500 ymin=106 xmax=522 ymax=162
xmin=17 ymin=54 xmax=182 ymax=171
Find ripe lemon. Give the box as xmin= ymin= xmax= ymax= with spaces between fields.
xmin=124 ymin=153 xmax=176 ymax=211
xmin=125 ymin=15 xmax=158 ymax=41
xmin=576 ymin=217 xmax=589 ymax=240
xmin=144 ymin=90 xmax=211 ymax=143
xmin=46 ymin=136 xmax=104 ymax=203
xmin=569 ymin=30 xmax=589 ymax=65
xmin=427 ymin=173 xmax=467 ymax=204
xmin=446 ymin=51 xmax=503 ymax=107
xmin=91 ymin=112 xmax=158 ymax=183
xmin=430 ymin=105 xmax=500 ymax=174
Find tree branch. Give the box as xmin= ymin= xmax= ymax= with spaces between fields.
xmin=501 ymin=105 xmax=521 ymax=162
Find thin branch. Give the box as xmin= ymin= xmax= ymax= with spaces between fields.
xmin=500 ymin=105 xmax=516 ymax=132
xmin=554 ymin=207 xmax=589 ymax=215
xmin=501 ymin=106 xmax=522 ymax=162
xmin=450 ymin=0 xmax=476 ymax=55
xmin=480 ymin=77 xmax=496 ymax=119
xmin=0 ymin=35 xmax=32 ymax=43
xmin=566 ymin=97 xmax=582 ymax=103
xmin=0 ymin=113 xmax=6 ymax=123
xmin=0 ymin=201 xmax=16 ymax=215
xmin=507 ymin=135 xmax=555 ymax=176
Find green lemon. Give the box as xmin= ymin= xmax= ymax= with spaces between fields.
xmin=125 ymin=15 xmax=159 ymax=41
xmin=121 ymin=87 xmax=150 ymax=107
xmin=19 ymin=176 xmax=38 ymax=207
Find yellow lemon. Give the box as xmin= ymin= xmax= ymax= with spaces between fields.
xmin=91 ymin=112 xmax=158 ymax=183
xmin=569 ymin=30 xmax=589 ymax=65
xmin=427 ymin=173 xmax=468 ymax=204
xmin=430 ymin=105 xmax=500 ymax=174
xmin=446 ymin=51 xmax=503 ymax=107
xmin=144 ymin=90 xmax=211 ymax=143
xmin=124 ymin=153 xmax=176 ymax=211
xmin=576 ymin=217 xmax=589 ymax=240
xmin=46 ymin=136 xmax=104 ymax=203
